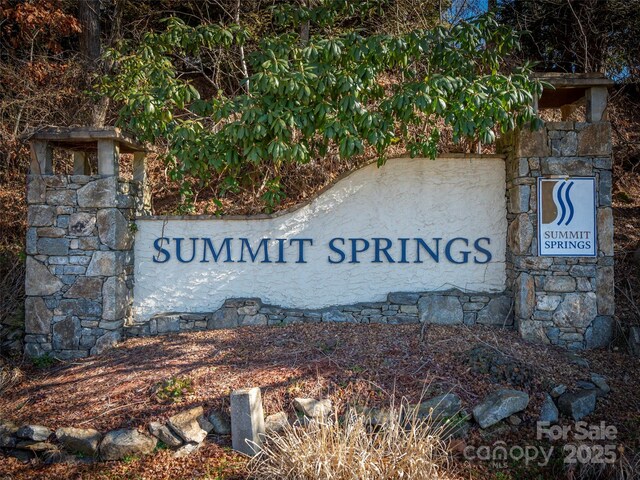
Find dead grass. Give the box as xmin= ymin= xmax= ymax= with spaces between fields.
xmin=249 ymin=403 xmax=454 ymax=480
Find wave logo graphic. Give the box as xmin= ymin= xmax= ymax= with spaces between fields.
xmin=541 ymin=180 xmax=576 ymax=225
xmin=554 ymin=181 xmax=575 ymax=226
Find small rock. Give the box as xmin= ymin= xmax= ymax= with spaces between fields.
xmin=576 ymin=381 xmax=596 ymax=390
xmin=148 ymin=422 xmax=183 ymax=448
xmin=15 ymin=440 xmax=57 ymax=452
xmin=100 ymin=429 xmax=157 ymax=461
xmin=173 ymin=442 xmax=200 ymax=458
xmin=590 ymin=373 xmax=611 ymax=395
xmin=472 ymin=389 xmax=530 ymax=429
xmin=550 ymin=385 xmax=567 ymax=398
xmin=208 ymin=411 xmax=231 ymax=435
xmin=0 ymin=420 xmax=18 ymax=435
xmin=0 ymin=433 xmax=17 ymax=448
xmin=507 ymin=415 xmax=522 ymax=426
xmin=416 ymin=393 xmax=462 ymax=421
xmin=6 ymin=448 xmax=34 ymax=463
xmin=197 ymin=416 xmax=214 ymax=434
xmin=265 ymin=412 xmax=289 ymax=434
xmin=557 ymin=390 xmax=597 ymax=421
xmin=293 ymin=398 xmax=332 ymax=420
xmin=168 ymin=406 xmax=207 ymax=444
xmin=538 ymin=394 xmax=559 ymax=424
xmin=55 ymin=427 xmax=101 ymax=456
xmin=16 ymin=425 xmax=52 ymax=442
xmin=566 ymin=353 xmax=589 ymax=368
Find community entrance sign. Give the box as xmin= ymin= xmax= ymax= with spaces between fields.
xmin=134 ymin=157 xmax=508 ymax=320
xmin=21 ymin=75 xmax=617 ymax=358
xmin=538 ymin=177 xmax=597 ymax=257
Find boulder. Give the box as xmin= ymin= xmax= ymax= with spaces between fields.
xmin=472 ymin=389 xmax=530 ymax=429
xmin=293 ymin=398 xmax=332 ymax=420
xmin=167 ymin=406 xmax=208 ymax=444
xmin=416 ymin=393 xmax=462 ymax=421
xmin=16 ymin=425 xmax=52 ymax=442
xmin=148 ymin=422 xmax=182 ymax=448
xmin=557 ymin=390 xmax=597 ymax=421
xmin=538 ymin=394 xmax=559 ymax=424
xmin=208 ymin=411 xmax=231 ymax=435
xmin=265 ymin=412 xmax=289 ymax=434
xmin=55 ymin=427 xmax=101 ymax=456
xmin=99 ymin=429 xmax=157 ymax=461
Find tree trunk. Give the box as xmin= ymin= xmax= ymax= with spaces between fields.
xmin=79 ymin=0 xmax=108 ymax=127
xmin=79 ymin=0 xmax=101 ymax=66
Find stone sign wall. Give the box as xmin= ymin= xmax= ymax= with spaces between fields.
xmin=133 ymin=157 xmax=508 ymax=322
xmin=23 ymin=109 xmax=615 ymax=358
xmin=501 ymin=121 xmax=614 ymax=349
xmin=24 ymin=174 xmax=146 ymax=359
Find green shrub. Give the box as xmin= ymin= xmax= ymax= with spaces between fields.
xmin=153 ymin=375 xmax=194 ymax=403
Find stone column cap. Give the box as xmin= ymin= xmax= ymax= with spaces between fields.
xmin=535 ymin=73 xmax=613 ymax=109
xmin=23 ymin=127 xmax=150 ymax=154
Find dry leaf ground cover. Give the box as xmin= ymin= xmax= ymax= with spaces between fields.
xmin=1 ymin=323 xmax=639 ymax=479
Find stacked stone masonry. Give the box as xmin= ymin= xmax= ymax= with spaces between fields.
xmin=125 ymin=291 xmax=514 ymax=337
xmin=23 ymin=115 xmax=615 ymax=357
xmin=24 ymin=174 xmax=147 ymax=359
xmin=500 ymin=121 xmax=614 ymax=350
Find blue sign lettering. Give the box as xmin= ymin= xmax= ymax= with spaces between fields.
xmin=151 ymin=236 xmax=496 ymax=265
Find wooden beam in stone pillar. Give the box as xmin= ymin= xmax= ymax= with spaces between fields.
xmin=586 ymin=86 xmax=608 ymax=122
xmin=73 ymin=151 xmax=91 ymax=175
xmin=30 ymin=140 xmax=53 ymax=175
xmin=97 ymin=139 xmax=119 ymax=176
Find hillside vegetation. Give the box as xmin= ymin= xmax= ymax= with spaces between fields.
xmin=0 ymin=0 xmax=639 ymax=354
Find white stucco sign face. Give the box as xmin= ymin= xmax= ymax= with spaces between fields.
xmin=537 ymin=177 xmax=597 ymax=257
xmin=133 ymin=157 xmax=507 ymax=321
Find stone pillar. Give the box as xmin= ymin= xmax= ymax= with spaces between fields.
xmin=501 ymin=119 xmax=614 ymax=350
xmin=24 ymin=141 xmax=147 ymax=359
